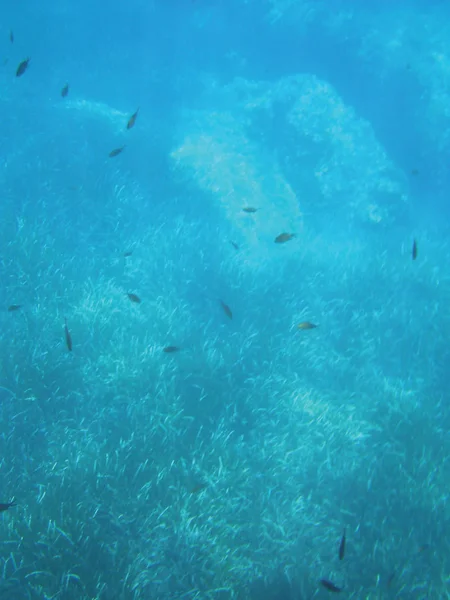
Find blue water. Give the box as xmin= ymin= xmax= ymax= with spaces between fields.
xmin=1 ymin=1 xmax=450 ymax=599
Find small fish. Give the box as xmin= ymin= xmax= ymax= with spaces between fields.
xmin=109 ymin=146 xmax=125 ymax=158
xmin=275 ymin=232 xmax=295 ymax=244
xmin=16 ymin=58 xmax=30 ymax=77
xmin=297 ymin=321 xmax=318 ymax=330
xmin=127 ymin=108 xmax=139 ymax=130
xmin=123 ymin=250 xmax=133 ymax=257
xmin=338 ymin=529 xmax=346 ymax=560
xmin=163 ymin=346 xmax=180 ymax=353
xmin=0 ymin=501 xmax=16 ymax=512
xmin=64 ymin=317 xmax=72 ymax=352
xmin=9 ymin=30 xmax=14 ymax=44
xmin=219 ymin=299 xmax=232 ymax=320
xmin=127 ymin=292 xmax=141 ymax=304
xmin=242 ymin=207 xmax=258 ymax=213
xmin=229 ymin=241 xmax=239 ymax=250
xmin=412 ymin=239 xmax=417 ymax=260
xmin=190 ymin=483 xmax=207 ymax=494
xmin=386 ymin=572 xmax=395 ymax=589
xmin=320 ymin=579 xmax=343 ymax=593
xmin=61 ymin=83 xmax=69 ymax=97
xmin=411 ymin=168 xmax=419 ymax=176
xmin=7 ymin=304 xmax=22 ymax=312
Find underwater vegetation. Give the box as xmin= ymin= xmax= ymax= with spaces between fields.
xmin=1 ymin=0 xmax=450 ymax=599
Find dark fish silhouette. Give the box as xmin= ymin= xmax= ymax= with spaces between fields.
xmin=9 ymin=30 xmax=13 ymax=44
xmin=7 ymin=304 xmax=22 ymax=312
xmin=123 ymin=250 xmax=133 ymax=257
xmin=61 ymin=83 xmax=69 ymax=97
xmin=297 ymin=322 xmax=318 ymax=330
xmin=64 ymin=317 xmax=72 ymax=352
xmin=0 ymin=501 xmax=16 ymax=512
xmin=127 ymin=292 xmax=141 ymax=304
xmin=230 ymin=241 xmax=239 ymax=250
xmin=242 ymin=207 xmax=258 ymax=213
xmin=190 ymin=483 xmax=207 ymax=494
xmin=386 ymin=571 xmax=395 ymax=588
xmin=219 ymin=299 xmax=232 ymax=320
xmin=163 ymin=346 xmax=180 ymax=353
xmin=16 ymin=58 xmax=30 ymax=77
xmin=109 ymin=146 xmax=125 ymax=158
xmin=320 ymin=579 xmax=342 ymax=593
xmin=338 ymin=529 xmax=346 ymax=560
xmin=127 ymin=108 xmax=139 ymax=130
xmin=275 ymin=232 xmax=295 ymax=244
xmin=412 ymin=239 xmax=417 ymax=260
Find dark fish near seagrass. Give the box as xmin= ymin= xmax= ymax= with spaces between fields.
xmin=16 ymin=58 xmax=30 ymax=77
xmin=61 ymin=83 xmax=69 ymax=98
xmin=109 ymin=146 xmax=125 ymax=158
xmin=0 ymin=501 xmax=16 ymax=512
xmin=163 ymin=346 xmax=180 ymax=353
xmin=219 ymin=299 xmax=232 ymax=320
xmin=338 ymin=529 xmax=346 ymax=560
xmin=7 ymin=304 xmax=22 ymax=312
xmin=230 ymin=241 xmax=239 ymax=250
xmin=9 ymin=30 xmax=14 ymax=44
xmin=127 ymin=108 xmax=139 ymax=130
xmin=190 ymin=483 xmax=207 ymax=494
xmin=297 ymin=321 xmax=318 ymax=330
xmin=127 ymin=292 xmax=141 ymax=304
xmin=64 ymin=317 xmax=72 ymax=351
xmin=242 ymin=207 xmax=258 ymax=213
xmin=123 ymin=250 xmax=133 ymax=257
xmin=412 ymin=239 xmax=417 ymax=260
xmin=386 ymin=571 xmax=395 ymax=588
xmin=275 ymin=232 xmax=295 ymax=244
xmin=320 ymin=579 xmax=343 ymax=593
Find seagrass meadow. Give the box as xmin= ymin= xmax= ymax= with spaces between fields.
xmin=1 ymin=1 xmax=450 ymax=599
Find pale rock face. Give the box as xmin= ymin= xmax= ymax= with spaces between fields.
xmin=171 ymin=73 xmax=408 ymax=262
